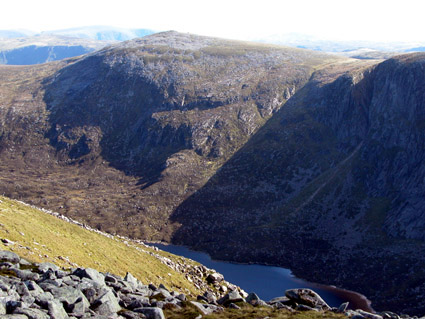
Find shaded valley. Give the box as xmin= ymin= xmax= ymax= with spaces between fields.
xmin=0 ymin=32 xmax=424 ymax=314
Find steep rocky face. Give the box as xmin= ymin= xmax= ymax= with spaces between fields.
xmin=171 ymin=54 xmax=425 ymax=314
xmin=1 ymin=32 xmax=425 ymax=314
xmin=0 ymin=31 xmax=332 ymax=239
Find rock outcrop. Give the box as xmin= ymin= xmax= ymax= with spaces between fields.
xmin=1 ymin=250 xmax=419 ymax=319
xmin=0 ymin=32 xmax=425 ymax=314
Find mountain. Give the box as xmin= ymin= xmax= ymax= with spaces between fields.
xmin=333 ymin=48 xmax=398 ymax=60
xmin=0 ymin=29 xmax=36 ymax=38
xmin=41 ymin=26 xmax=155 ymax=41
xmin=0 ymin=31 xmax=424 ymax=314
xmin=171 ymin=53 xmax=425 ymax=314
xmin=255 ymin=33 xmax=425 ymax=54
xmin=0 ymin=34 xmax=110 ymax=65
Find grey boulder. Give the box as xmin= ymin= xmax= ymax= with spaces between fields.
xmin=134 ymin=307 xmax=165 ymax=319
xmin=47 ymin=299 xmax=69 ymax=319
xmin=73 ymin=268 xmax=105 ymax=286
xmin=217 ymin=290 xmax=245 ymax=306
xmin=0 ymin=251 xmax=20 ymax=264
xmin=285 ymin=288 xmax=331 ymax=310
xmin=92 ymin=289 xmax=121 ymax=315
xmin=13 ymin=307 xmax=50 ymax=319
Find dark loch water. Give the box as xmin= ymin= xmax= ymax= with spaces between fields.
xmin=154 ymin=243 xmax=372 ymax=311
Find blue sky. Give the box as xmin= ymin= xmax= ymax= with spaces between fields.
xmin=2 ymin=0 xmax=425 ymax=43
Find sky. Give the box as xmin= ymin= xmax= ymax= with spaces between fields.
xmin=2 ymin=0 xmax=425 ymax=43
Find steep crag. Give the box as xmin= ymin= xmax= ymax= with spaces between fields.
xmin=0 ymin=32 xmax=424 ymax=314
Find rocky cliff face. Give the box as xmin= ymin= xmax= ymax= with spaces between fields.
xmin=0 ymin=32 xmax=424 ymax=314
xmin=0 ymin=31 xmax=331 ymax=239
xmin=172 ymin=54 xmax=425 ymax=314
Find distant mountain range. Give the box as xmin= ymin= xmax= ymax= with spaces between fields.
xmin=0 ymin=34 xmax=109 ymax=65
xmin=0 ymin=26 xmax=155 ymax=41
xmin=40 ymin=26 xmax=155 ymax=41
xmin=1 ymin=27 xmax=425 ymax=65
xmin=254 ymin=32 xmax=425 ymax=53
xmin=0 ymin=26 xmax=155 ymax=65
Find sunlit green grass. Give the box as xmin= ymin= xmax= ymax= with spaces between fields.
xmin=0 ymin=195 xmax=200 ymax=295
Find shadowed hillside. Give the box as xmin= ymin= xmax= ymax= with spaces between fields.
xmin=0 ymin=32 xmax=424 ymax=314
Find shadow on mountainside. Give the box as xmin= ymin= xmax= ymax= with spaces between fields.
xmin=169 ymin=55 xmax=425 ymax=315
xmin=169 ymin=65 xmax=372 ymax=259
xmin=42 ymin=54 xmax=198 ymax=188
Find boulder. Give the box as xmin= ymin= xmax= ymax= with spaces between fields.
xmin=158 ymin=284 xmax=168 ymax=291
xmin=126 ymin=295 xmax=151 ymax=310
xmin=20 ymin=295 xmax=36 ymax=308
xmin=151 ymin=288 xmax=171 ymax=300
xmin=228 ymin=303 xmax=241 ymax=309
xmin=38 ymin=263 xmax=60 ymax=273
xmin=380 ymin=311 xmax=401 ymax=319
xmin=0 ymin=277 xmax=10 ymax=291
xmin=297 ymin=304 xmax=319 ymax=311
xmin=105 ymin=274 xmax=118 ymax=284
xmin=19 ymin=259 xmax=32 ymax=267
xmin=124 ymin=272 xmax=139 ymax=289
xmin=273 ymin=302 xmax=295 ymax=311
xmin=189 ymin=301 xmax=223 ymax=315
xmin=134 ymin=307 xmax=165 ymax=319
xmin=55 ymin=270 xmax=68 ymax=279
xmin=337 ymin=302 xmax=349 ymax=313
xmin=92 ymin=289 xmax=121 ymax=315
xmin=47 ymin=299 xmax=69 ymax=319
xmin=120 ymin=310 xmax=147 ymax=319
xmin=61 ymin=276 xmax=78 ymax=287
xmin=285 ymin=288 xmax=330 ymax=310
xmin=34 ymin=292 xmax=54 ymax=307
xmin=10 ymin=268 xmax=39 ymax=281
xmin=206 ymin=273 xmax=224 ymax=284
xmin=72 ymin=268 xmax=105 ymax=286
xmin=6 ymin=300 xmax=22 ymax=313
xmin=25 ymin=281 xmax=44 ymax=297
xmin=0 ymin=250 xmax=20 ymax=264
xmin=14 ymin=307 xmax=50 ymax=319
xmin=50 ymin=286 xmax=88 ymax=306
xmin=357 ymin=309 xmax=384 ymax=319
xmin=0 ymin=299 xmax=6 ymax=315
xmin=14 ymin=282 xmax=30 ymax=296
xmin=217 ymin=290 xmax=245 ymax=306
xmin=202 ymin=291 xmax=217 ymax=305
xmin=268 ymin=296 xmax=291 ymax=305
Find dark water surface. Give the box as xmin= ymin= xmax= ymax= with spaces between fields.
xmin=154 ymin=243 xmax=372 ymax=311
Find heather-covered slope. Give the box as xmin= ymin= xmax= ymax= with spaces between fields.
xmin=0 ymin=31 xmax=335 ymax=240
xmin=1 ymin=32 xmax=425 ymax=314
xmin=172 ymin=54 xmax=425 ymax=314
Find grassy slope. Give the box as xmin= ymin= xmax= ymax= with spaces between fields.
xmin=0 ymin=195 xmax=200 ymax=295
xmin=0 ymin=195 xmax=348 ymax=319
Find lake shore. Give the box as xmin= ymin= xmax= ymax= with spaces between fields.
xmin=149 ymin=242 xmax=373 ymax=312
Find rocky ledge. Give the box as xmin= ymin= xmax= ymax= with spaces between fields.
xmin=0 ymin=250 xmax=422 ymax=319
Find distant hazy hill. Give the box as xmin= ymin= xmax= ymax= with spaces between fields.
xmin=0 ymin=27 xmax=155 ymax=65
xmin=41 ymin=26 xmax=155 ymax=41
xmin=0 ymin=34 xmax=110 ymax=65
xmin=254 ymin=33 xmax=425 ymax=55
xmin=0 ymin=29 xmax=36 ymax=38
